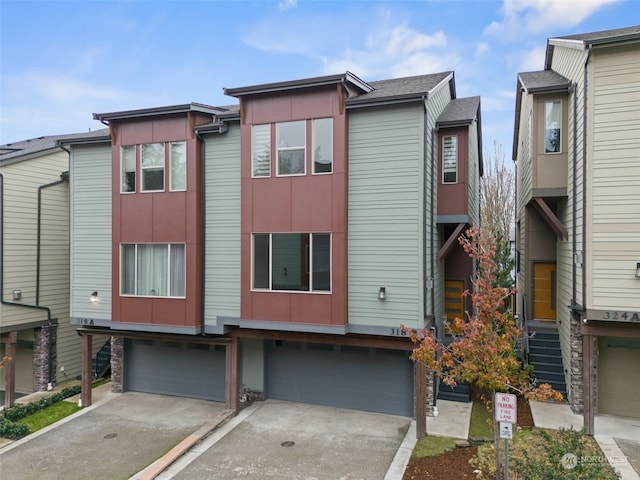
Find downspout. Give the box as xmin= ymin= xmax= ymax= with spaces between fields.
xmin=421 ymin=94 xmax=431 ymax=322
xmin=196 ymin=129 xmax=207 ymax=336
xmin=582 ymin=45 xmax=592 ymax=309
xmin=571 ymin=82 xmax=578 ymax=304
xmin=430 ymin=126 xmax=437 ymax=327
xmin=37 ymin=172 xmax=68 ymax=386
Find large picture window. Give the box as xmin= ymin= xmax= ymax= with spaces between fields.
xmin=277 ymin=121 xmax=306 ymax=176
xmin=121 ymin=145 xmax=136 ymax=193
xmin=312 ymin=118 xmax=333 ymax=174
xmin=170 ymin=142 xmax=186 ymax=191
xmin=252 ymin=124 xmax=271 ymax=177
xmin=443 ymin=135 xmax=458 ymax=183
xmin=121 ymin=243 xmax=185 ymax=297
xmin=141 ymin=143 xmax=165 ymax=191
xmin=253 ymin=233 xmax=330 ymax=292
xmin=544 ymin=100 xmax=561 ymax=153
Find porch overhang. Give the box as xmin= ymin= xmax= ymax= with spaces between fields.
xmin=437 ymin=223 xmax=467 ymax=262
xmin=530 ymin=197 xmax=568 ymax=240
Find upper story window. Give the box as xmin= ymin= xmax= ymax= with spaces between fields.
xmin=277 ymin=121 xmax=306 ymax=176
xmin=252 ymin=233 xmax=331 ymax=292
xmin=141 ymin=143 xmax=165 ymax=191
xmin=443 ymin=135 xmax=458 ymax=184
xmin=252 ymin=124 xmax=271 ymax=177
xmin=120 ymin=141 xmax=186 ymax=193
xmin=121 ymin=243 xmax=185 ymax=298
xmin=121 ymin=145 xmax=136 ymax=193
xmin=313 ymin=118 xmax=333 ymax=174
xmin=544 ymin=100 xmax=561 ymax=154
xmin=170 ymin=142 xmax=186 ymax=191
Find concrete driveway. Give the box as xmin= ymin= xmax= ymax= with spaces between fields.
xmin=0 ymin=392 xmax=227 ymax=480
xmin=154 ymin=400 xmax=412 ymax=480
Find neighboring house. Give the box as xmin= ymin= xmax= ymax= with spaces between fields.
xmin=512 ymin=25 xmax=640 ymax=432
xmin=64 ymin=71 xmax=482 ymax=433
xmin=0 ymin=131 xmax=108 ymax=407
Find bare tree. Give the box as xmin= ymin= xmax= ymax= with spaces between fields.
xmin=481 ymin=141 xmax=514 ymax=239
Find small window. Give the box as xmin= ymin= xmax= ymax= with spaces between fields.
xmin=169 ymin=142 xmax=186 ymax=191
xmin=121 ymin=243 xmax=185 ymax=297
xmin=544 ymin=101 xmax=561 ymax=154
xmin=141 ymin=143 xmax=165 ymax=191
xmin=277 ymin=121 xmax=305 ymax=176
xmin=252 ymin=233 xmax=330 ymax=292
xmin=252 ymin=124 xmax=271 ymax=177
xmin=313 ymin=118 xmax=333 ymax=174
xmin=121 ymin=145 xmax=136 ymax=193
xmin=443 ymin=135 xmax=457 ymax=183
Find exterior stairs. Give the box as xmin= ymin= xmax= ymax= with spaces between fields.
xmin=437 ymin=335 xmax=471 ymax=402
xmin=527 ymin=321 xmax=567 ymax=398
xmin=92 ymin=339 xmax=112 ymax=379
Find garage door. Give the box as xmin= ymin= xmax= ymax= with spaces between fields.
xmin=598 ymin=337 xmax=640 ymax=417
xmin=124 ymin=339 xmax=225 ymax=401
xmin=266 ymin=341 xmax=414 ymax=417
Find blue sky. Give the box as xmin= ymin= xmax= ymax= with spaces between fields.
xmin=1 ymin=0 xmax=637 ymax=157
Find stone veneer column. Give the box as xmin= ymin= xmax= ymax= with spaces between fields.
xmin=569 ymin=311 xmax=583 ymax=414
xmin=33 ymin=325 xmax=57 ymax=391
xmin=110 ymin=336 xmax=124 ymax=393
xmin=426 ymin=370 xmax=435 ymax=416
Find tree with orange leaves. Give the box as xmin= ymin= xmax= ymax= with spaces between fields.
xmin=402 ymin=226 xmax=562 ymax=479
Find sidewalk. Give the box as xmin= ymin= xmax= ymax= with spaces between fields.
xmin=530 ymin=400 xmax=640 ymax=480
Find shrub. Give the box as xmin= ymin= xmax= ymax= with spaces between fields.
xmin=0 ymin=417 xmax=29 ymax=438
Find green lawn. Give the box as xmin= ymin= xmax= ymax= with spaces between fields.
xmin=18 ymin=401 xmax=81 ymax=432
xmin=412 ymin=434 xmax=457 ymax=457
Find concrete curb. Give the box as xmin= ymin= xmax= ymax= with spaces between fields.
xmin=384 ymin=420 xmax=417 ymax=480
xmin=134 ymin=409 xmax=235 ymax=480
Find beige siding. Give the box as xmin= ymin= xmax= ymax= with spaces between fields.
xmin=587 ymin=44 xmax=640 ymax=311
xmin=70 ymin=143 xmax=112 ymax=322
xmin=1 ymin=151 xmax=68 ymax=328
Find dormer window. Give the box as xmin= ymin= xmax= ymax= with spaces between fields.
xmin=443 ymin=135 xmax=458 ymax=184
xmin=544 ymin=100 xmax=561 ymax=153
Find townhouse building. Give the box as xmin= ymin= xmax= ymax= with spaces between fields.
xmin=0 ymin=131 xmax=108 ymax=407
xmin=512 ymin=25 xmax=640 ymax=432
xmin=63 ymin=70 xmax=482 ymax=432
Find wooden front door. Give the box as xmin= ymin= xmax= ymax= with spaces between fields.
xmin=445 ymin=280 xmax=465 ymax=322
xmin=533 ymin=262 xmax=556 ymax=320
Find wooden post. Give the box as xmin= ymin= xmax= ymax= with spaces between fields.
xmin=3 ymin=331 xmax=17 ymax=408
xmin=81 ymin=333 xmax=93 ymax=407
xmin=582 ymin=333 xmax=594 ymax=435
xmin=225 ymin=337 xmax=240 ymax=413
xmin=415 ymin=361 xmax=427 ymax=438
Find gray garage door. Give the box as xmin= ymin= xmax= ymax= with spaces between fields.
xmin=124 ymin=339 xmax=225 ymax=401
xmin=266 ymin=341 xmax=414 ymax=417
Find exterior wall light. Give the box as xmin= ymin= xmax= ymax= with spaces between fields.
xmin=378 ymin=286 xmax=387 ymax=301
xmin=90 ymin=291 xmax=99 ymax=303
xmin=12 ymin=289 xmax=21 ymax=301
xmin=636 ymin=262 xmax=640 ymax=278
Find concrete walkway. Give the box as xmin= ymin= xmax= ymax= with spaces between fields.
xmin=530 ymin=400 xmax=640 ymax=480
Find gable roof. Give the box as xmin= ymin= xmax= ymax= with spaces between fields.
xmin=1 ymin=129 xmax=110 ymax=164
xmin=436 ymin=96 xmax=480 ymax=127
xmin=346 ymin=71 xmax=454 ymax=108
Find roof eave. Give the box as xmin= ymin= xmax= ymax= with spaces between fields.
xmin=345 ymin=93 xmax=427 ymax=109
xmin=93 ymin=103 xmax=222 ymax=122
xmin=57 ymin=135 xmax=112 ymax=147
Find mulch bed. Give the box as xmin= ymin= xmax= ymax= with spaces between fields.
xmin=403 ymin=391 xmax=534 ymax=479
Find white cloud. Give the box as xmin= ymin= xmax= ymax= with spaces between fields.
xmin=476 ymin=42 xmax=490 ymax=56
xmin=484 ymin=0 xmax=621 ymax=39
xmin=518 ymin=45 xmax=547 ymax=71
xmin=278 ymin=0 xmax=297 ymax=11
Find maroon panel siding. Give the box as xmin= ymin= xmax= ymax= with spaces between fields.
xmin=111 ymin=116 xmax=203 ymax=330
xmin=240 ymin=87 xmax=348 ymax=327
xmin=437 ymin=127 xmax=469 ymax=217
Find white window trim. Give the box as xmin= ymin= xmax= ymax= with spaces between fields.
xmin=544 ymin=100 xmax=562 ymax=155
xmin=276 ymin=121 xmax=307 ymax=177
xmin=141 ymin=142 xmax=166 ymax=193
xmin=169 ymin=141 xmax=187 ymax=192
xmin=312 ymin=118 xmax=333 ymax=175
xmin=442 ymin=135 xmax=458 ymax=184
xmin=251 ymin=233 xmax=332 ymax=294
xmin=120 ymin=145 xmax=137 ymax=194
xmin=120 ymin=243 xmax=186 ymax=298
